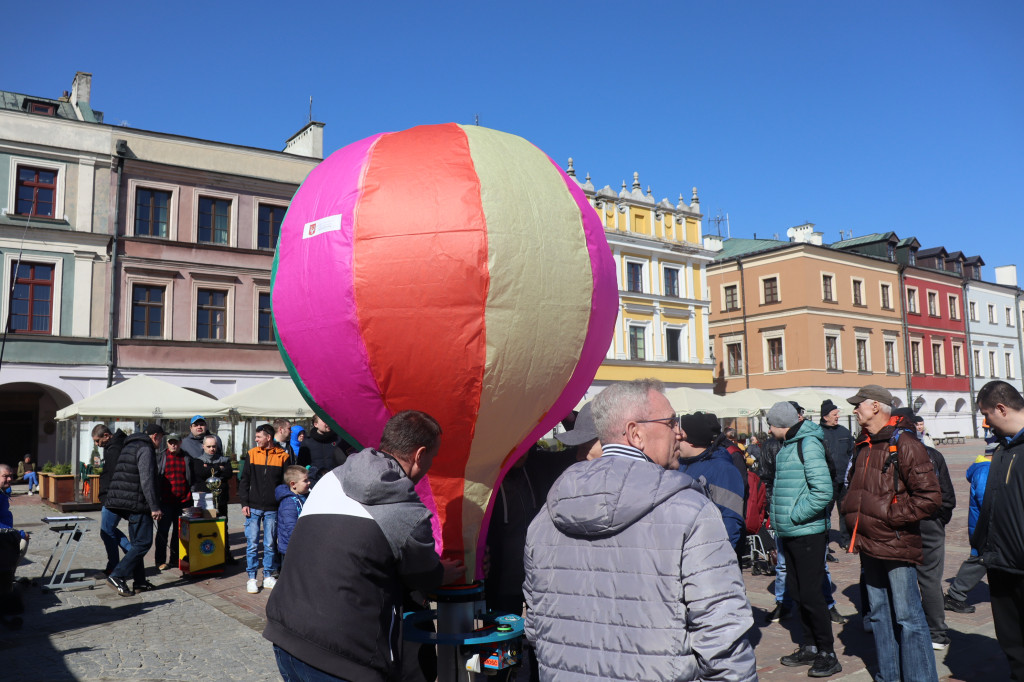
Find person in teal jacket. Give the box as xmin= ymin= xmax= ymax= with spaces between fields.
xmin=767 ymin=401 xmax=841 ymax=677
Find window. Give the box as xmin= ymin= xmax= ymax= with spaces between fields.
xmin=887 ymin=243 xmax=896 ymax=262
xmin=911 ymin=341 xmax=922 ymax=374
xmin=907 ymin=287 xmax=918 ymax=314
xmin=974 ymin=349 xmax=983 ymax=377
xmin=948 ymin=295 xmax=959 ymax=320
xmin=822 ymin=275 xmax=834 ymax=302
xmin=198 ymin=197 xmax=231 ymax=245
xmin=763 ymin=277 xmax=779 ymax=304
xmin=258 ymin=204 xmax=286 ymax=250
xmin=852 ymin=279 xmax=863 ymax=306
xmin=952 ymin=344 xmax=963 ymax=376
xmin=27 ymin=101 xmax=55 ymax=116
xmin=1007 ymin=353 xmax=1015 ymax=379
xmin=196 ymin=289 xmax=228 ymax=341
xmin=131 ymin=285 xmax=164 ymax=338
xmin=663 ymin=267 xmax=680 ymax=297
xmin=825 ymin=336 xmax=839 ymax=371
xmin=928 ymin=292 xmax=938 ymax=316
xmin=726 ymin=342 xmax=743 ymax=376
xmin=724 ymin=285 xmax=739 ymax=311
xmin=626 ymin=262 xmax=644 ymax=293
xmin=881 ymin=283 xmax=891 ymax=310
xmin=1007 ymin=307 xmax=1014 ymax=327
xmin=932 ymin=343 xmax=944 ymax=376
xmin=989 ymin=305 xmax=996 ymax=324
xmin=989 ymin=351 xmax=997 ymax=377
xmin=9 ymin=262 xmax=53 ymax=333
xmin=767 ymin=337 xmax=784 ymax=371
xmin=885 ymin=341 xmax=897 ymax=373
xmin=909 ymin=250 xmax=917 ymax=266
xmin=969 ymin=301 xmax=978 ymax=321
xmin=134 ymin=188 xmax=171 ymax=238
xmin=665 ymin=328 xmax=681 ymax=362
xmin=628 ymin=325 xmax=646 ymax=360
xmin=15 ymin=166 xmax=56 ymax=217
xmin=857 ymin=339 xmax=869 ymax=372
xmin=258 ymin=292 xmax=275 ymax=343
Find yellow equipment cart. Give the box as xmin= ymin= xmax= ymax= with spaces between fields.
xmin=178 ymin=515 xmax=226 ymax=576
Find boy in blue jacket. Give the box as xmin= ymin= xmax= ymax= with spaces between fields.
xmin=944 ymin=444 xmax=993 ymax=614
xmin=275 ymin=466 xmax=310 ymax=566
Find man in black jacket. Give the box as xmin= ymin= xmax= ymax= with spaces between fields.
xmin=105 ymin=423 xmax=164 ymax=596
xmin=820 ymin=400 xmax=855 ymax=549
xmin=92 ymin=424 xmax=131 ymax=575
xmin=298 ymin=416 xmax=349 ymax=481
xmin=974 ymin=381 xmax=1024 ymax=680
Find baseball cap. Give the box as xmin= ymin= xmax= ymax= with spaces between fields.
xmin=555 ymin=402 xmax=598 ymax=447
xmin=846 ymin=385 xmax=894 ymax=407
xmin=166 ymin=433 xmax=182 ymax=443
xmin=145 ymin=423 xmax=166 ymax=436
xmin=190 ymin=415 xmax=206 ymax=424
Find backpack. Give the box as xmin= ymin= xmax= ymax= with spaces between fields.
xmin=744 ymin=470 xmax=767 ymax=534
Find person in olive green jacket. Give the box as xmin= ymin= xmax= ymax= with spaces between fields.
xmin=768 ymin=401 xmax=840 ymax=677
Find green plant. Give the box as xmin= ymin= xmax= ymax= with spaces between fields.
xmin=53 ymin=463 xmax=72 ymax=475
xmin=42 ymin=462 xmax=56 ymax=473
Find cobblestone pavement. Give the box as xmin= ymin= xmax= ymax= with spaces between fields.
xmin=1 ymin=439 xmax=1011 ymax=680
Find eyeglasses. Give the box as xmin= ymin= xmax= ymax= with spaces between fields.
xmin=635 ymin=415 xmax=680 ymax=430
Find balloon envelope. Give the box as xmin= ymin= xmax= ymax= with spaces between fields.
xmin=272 ymin=123 xmax=617 ymax=576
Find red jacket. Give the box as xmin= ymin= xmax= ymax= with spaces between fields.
xmin=841 ymin=416 xmax=941 ymax=564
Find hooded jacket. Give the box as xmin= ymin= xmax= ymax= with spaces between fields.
xmin=263 ymin=448 xmax=443 ymax=681
xmin=771 ymin=420 xmax=833 ymax=539
xmin=841 ymin=417 xmax=941 ymax=564
xmin=972 ymin=429 xmax=1024 ymax=575
xmin=677 ymin=444 xmax=745 ymax=548
xmin=524 ymin=452 xmax=756 ymax=682
xmin=105 ymin=432 xmax=160 ymax=515
xmin=966 ymin=455 xmax=991 ymax=550
xmin=274 ymin=483 xmax=306 ymax=555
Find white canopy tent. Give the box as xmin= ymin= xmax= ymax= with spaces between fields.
xmin=665 ymin=387 xmax=729 ymax=415
xmin=219 ymin=377 xmax=314 ymax=419
xmin=56 ymin=374 xmax=230 ymax=420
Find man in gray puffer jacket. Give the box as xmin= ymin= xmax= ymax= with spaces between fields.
xmin=524 ymin=379 xmax=756 ymax=681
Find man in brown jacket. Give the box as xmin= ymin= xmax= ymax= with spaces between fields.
xmin=842 ymin=385 xmax=941 ymax=682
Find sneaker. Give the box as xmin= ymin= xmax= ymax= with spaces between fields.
xmin=829 ymin=606 xmax=849 ymax=625
xmin=780 ymin=645 xmax=818 ymax=667
xmin=106 ymin=575 xmax=134 ymax=597
xmin=134 ymin=580 xmax=158 ymax=593
xmin=262 ymin=576 xmax=277 ymax=590
xmin=826 ymin=551 xmax=839 ymax=563
xmin=809 ymin=651 xmax=842 ymax=677
xmin=944 ymin=593 xmax=976 ymax=614
xmin=767 ymin=603 xmax=787 ymax=624
xmin=157 ymin=563 xmax=170 ymax=571
xmin=246 ymin=578 xmax=259 ymax=594
xmin=932 ymin=633 xmax=951 ymax=650
xmin=26 ymin=491 xmax=32 ymax=496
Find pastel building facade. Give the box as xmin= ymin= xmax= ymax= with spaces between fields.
xmin=568 ymin=164 xmax=714 ymax=393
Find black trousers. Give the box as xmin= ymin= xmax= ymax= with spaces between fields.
xmin=990 ymin=568 xmax=1024 ymax=681
xmin=782 ymin=532 xmax=834 ymax=652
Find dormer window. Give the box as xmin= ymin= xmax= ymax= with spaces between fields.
xmin=909 ymin=251 xmax=916 ymax=266
xmin=887 ymin=244 xmax=895 ymax=262
xmin=26 ymin=100 xmax=55 ymax=116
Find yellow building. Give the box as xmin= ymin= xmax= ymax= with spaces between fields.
xmin=568 ymin=162 xmax=714 ymax=389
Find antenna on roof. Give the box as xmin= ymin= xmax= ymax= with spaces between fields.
xmin=309 ymin=96 xmax=313 ymax=123
xmin=708 ymin=211 xmax=727 ymax=237
xmin=475 ymin=114 xmax=480 ymax=126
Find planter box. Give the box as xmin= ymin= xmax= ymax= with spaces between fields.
xmin=43 ymin=474 xmax=76 ymax=504
xmin=39 ymin=472 xmax=51 ymax=499
xmin=86 ymin=474 xmax=100 ymax=503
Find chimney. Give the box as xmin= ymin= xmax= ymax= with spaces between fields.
xmin=786 ymin=222 xmax=817 ymax=244
xmin=70 ymin=72 xmax=92 ymax=119
xmin=995 ymin=265 xmax=1018 ymax=286
xmin=284 ymin=121 xmax=325 ymax=160
xmin=703 ymin=234 xmax=723 ymax=252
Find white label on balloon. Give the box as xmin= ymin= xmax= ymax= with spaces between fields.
xmin=302 ymin=213 xmax=343 ymax=239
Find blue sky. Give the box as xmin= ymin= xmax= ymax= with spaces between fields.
xmin=3 ymin=1 xmax=1021 ymax=283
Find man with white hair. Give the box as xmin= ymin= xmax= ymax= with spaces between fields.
xmin=524 ymin=378 xmax=756 ymax=681
xmin=842 ymin=384 xmax=941 ymax=682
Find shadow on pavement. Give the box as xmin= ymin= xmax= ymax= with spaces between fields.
xmin=942 ymin=629 xmax=1010 ymax=681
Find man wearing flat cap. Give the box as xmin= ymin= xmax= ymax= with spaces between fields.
xmin=841 ymin=385 xmax=941 ymax=682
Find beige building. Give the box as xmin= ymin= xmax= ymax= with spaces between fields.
xmin=706 ymin=228 xmax=905 ymax=399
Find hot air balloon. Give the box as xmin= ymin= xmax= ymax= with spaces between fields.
xmin=272 ymin=123 xmax=617 ymax=578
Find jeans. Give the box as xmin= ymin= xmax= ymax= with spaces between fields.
xmin=23 ymin=472 xmax=38 ymax=491
xmin=110 ymin=512 xmax=154 ymax=585
xmin=774 ymin=534 xmax=838 ymax=609
xmin=862 ymin=555 xmax=938 ymax=682
xmin=274 ymin=645 xmax=351 ymax=681
xmin=782 ymin=532 xmax=833 ymax=652
xmin=947 ymin=554 xmax=986 ymax=602
xmin=245 ymin=509 xmax=277 ymax=579
xmin=100 ymin=506 xmax=132 ymax=574
xmin=989 ymin=568 xmax=1024 ymax=681
xmin=154 ymin=501 xmax=185 ymax=566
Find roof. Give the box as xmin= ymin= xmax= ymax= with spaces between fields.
xmin=916 ymin=246 xmax=948 ymax=259
xmin=964 ymin=255 xmax=985 ymax=265
xmin=897 ymin=236 xmax=920 ymax=248
xmin=829 ymin=231 xmax=896 ymax=249
xmin=713 ymin=237 xmax=790 ymax=261
xmin=0 ymin=89 xmax=104 ymax=123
